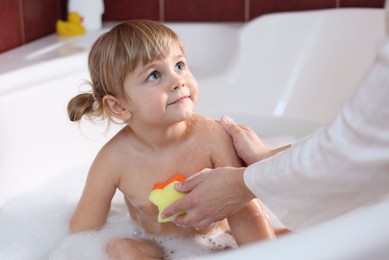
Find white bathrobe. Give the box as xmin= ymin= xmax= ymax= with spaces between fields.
xmin=244 ymin=2 xmax=389 ymax=231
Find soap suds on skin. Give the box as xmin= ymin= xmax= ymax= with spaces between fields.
xmin=0 ymin=165 xmax=237 ymax=259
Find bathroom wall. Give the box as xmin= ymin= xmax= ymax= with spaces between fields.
xmin=0 ymin=0 xmax=385 ymax=54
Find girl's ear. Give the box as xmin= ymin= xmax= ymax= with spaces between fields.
xmin=102 ymin=95 xmax=131 ymax=121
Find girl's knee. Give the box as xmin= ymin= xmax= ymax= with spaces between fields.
xmin=106 ymin=238 xmax=164 ymax=259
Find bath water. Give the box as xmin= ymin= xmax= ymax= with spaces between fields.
xmin=0 ymin=164 xmax=237 ymax=259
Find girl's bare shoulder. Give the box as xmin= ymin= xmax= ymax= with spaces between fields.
xmin=191 ymin=114 xmax=229 ymax=137
xmin=91 ymin=126 xmax=136 ymax=176
xmin=98 ymin=127 xmax=130 ymax=155
xmin=191 ymin=114 xmax=241 ymax=167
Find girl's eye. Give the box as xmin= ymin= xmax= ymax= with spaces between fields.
xmin=175 ymin=62 xmax=185 ymax=72
xmin=147 ymin=71 xmax=161 ymax=81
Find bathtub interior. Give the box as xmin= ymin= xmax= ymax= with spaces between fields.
xmin=0 ymin=8 xmax=387 ymax=259
xmin=194 ymin=8 xmax=385 ymax=124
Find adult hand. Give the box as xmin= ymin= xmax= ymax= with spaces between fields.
xmin=220 ymin=115 xmax=272 ymax=165
xmin=221 ymin=115 xmax=291 ymax=165
xmin=161 ymin=167 xmax=256 ymax=229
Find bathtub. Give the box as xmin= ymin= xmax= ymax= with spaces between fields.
xmin=1 ymin=8 xmax=388 ymax=259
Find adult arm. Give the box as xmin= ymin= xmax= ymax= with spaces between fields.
xmin=244 ymin=37 xmax=389 ymax=230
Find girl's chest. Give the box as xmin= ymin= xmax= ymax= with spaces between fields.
xmin=117 ymin=146 xmax=214 ymax=209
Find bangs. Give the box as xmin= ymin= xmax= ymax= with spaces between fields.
xmin=116 ymin=20 xmax=184 ymax=72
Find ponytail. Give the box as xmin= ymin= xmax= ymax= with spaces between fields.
xmin=67 ymin=92 xmax=100 ymax=121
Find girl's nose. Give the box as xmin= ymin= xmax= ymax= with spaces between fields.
xmin=170 ymin=76 xmax=185 ymax=91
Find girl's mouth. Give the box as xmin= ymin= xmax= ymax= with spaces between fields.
xmin=169 ymin=96 xmax=190 ymax=105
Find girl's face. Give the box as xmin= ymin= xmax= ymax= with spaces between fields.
xmin=122 ymin=43 xmax=199 ymax=127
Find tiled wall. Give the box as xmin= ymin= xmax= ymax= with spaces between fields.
xmin=0 ymin=0 xmax=67 ymax=53
xmin=0 ymin=0 xmax=385 ymax=54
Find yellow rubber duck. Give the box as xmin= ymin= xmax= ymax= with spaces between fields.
xmin=149 ymin=174 xmax=187 ymax=223
xmin=56 ymin=12 xmax=85 ymax=36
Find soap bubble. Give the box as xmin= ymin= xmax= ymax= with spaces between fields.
xmin=0 ymin=165 xmax=237 ymax=260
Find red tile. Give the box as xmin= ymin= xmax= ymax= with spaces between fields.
xmin=22 ymin=0 xmax=62 ymax=43
xmin=250 ymin=0 xmax=336 ymax=20
xmin=340 ymin=0 xmax=385 ymax=8
xmin=0 ymin=0 xmax=23 ymax=53
xmin=103 ymin=0 xmax=160 ymax=21
xmin=165 ymin=0 xmax=245 ymax=22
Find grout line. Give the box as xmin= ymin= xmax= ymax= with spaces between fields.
xmin=245 ymin=0 xmax=250 ymax=21
xmin=159 ymin=0 xmax=165 ymax=22
xmin=18 ymin=0 xmax=25 ymax=44
xmin=58 ymin=0 xmax=64 ymax=20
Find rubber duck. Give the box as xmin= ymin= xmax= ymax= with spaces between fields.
xmin=149 ymin=174 xmax=187 ymax=223
xmin=56 ymin=12 xmax=85 ymax=36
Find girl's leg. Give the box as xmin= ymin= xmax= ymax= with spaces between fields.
xmin=106 ymin=238 xmax=164 ymax=260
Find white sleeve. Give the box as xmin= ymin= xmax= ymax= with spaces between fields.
xmin=244 ymin=38 xmax=389 ymax=231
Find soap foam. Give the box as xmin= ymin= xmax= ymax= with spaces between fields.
xmin=0 ymin=165 xmax=237 ymax=259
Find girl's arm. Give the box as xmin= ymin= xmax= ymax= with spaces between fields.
xmin=227 ymin=199 xmax=275 ymax=245
xmin=211 ymin=123 xmax=276 ymax=245
xmin=69 ymin=150 xmax=118 ymax=233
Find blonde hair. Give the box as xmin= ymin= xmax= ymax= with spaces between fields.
xmin=67 ymin=19 xmax=184 ymax=122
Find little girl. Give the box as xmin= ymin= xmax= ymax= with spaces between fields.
xmin=67 ymin=19 xmax=275 ymax=259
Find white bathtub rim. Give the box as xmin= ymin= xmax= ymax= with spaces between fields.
xmin=202 ymin=198 xmax=389 ymax=260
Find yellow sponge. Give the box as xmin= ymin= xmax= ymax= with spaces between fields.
xmin=149 ymin=174 xmax=187 ymax=223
